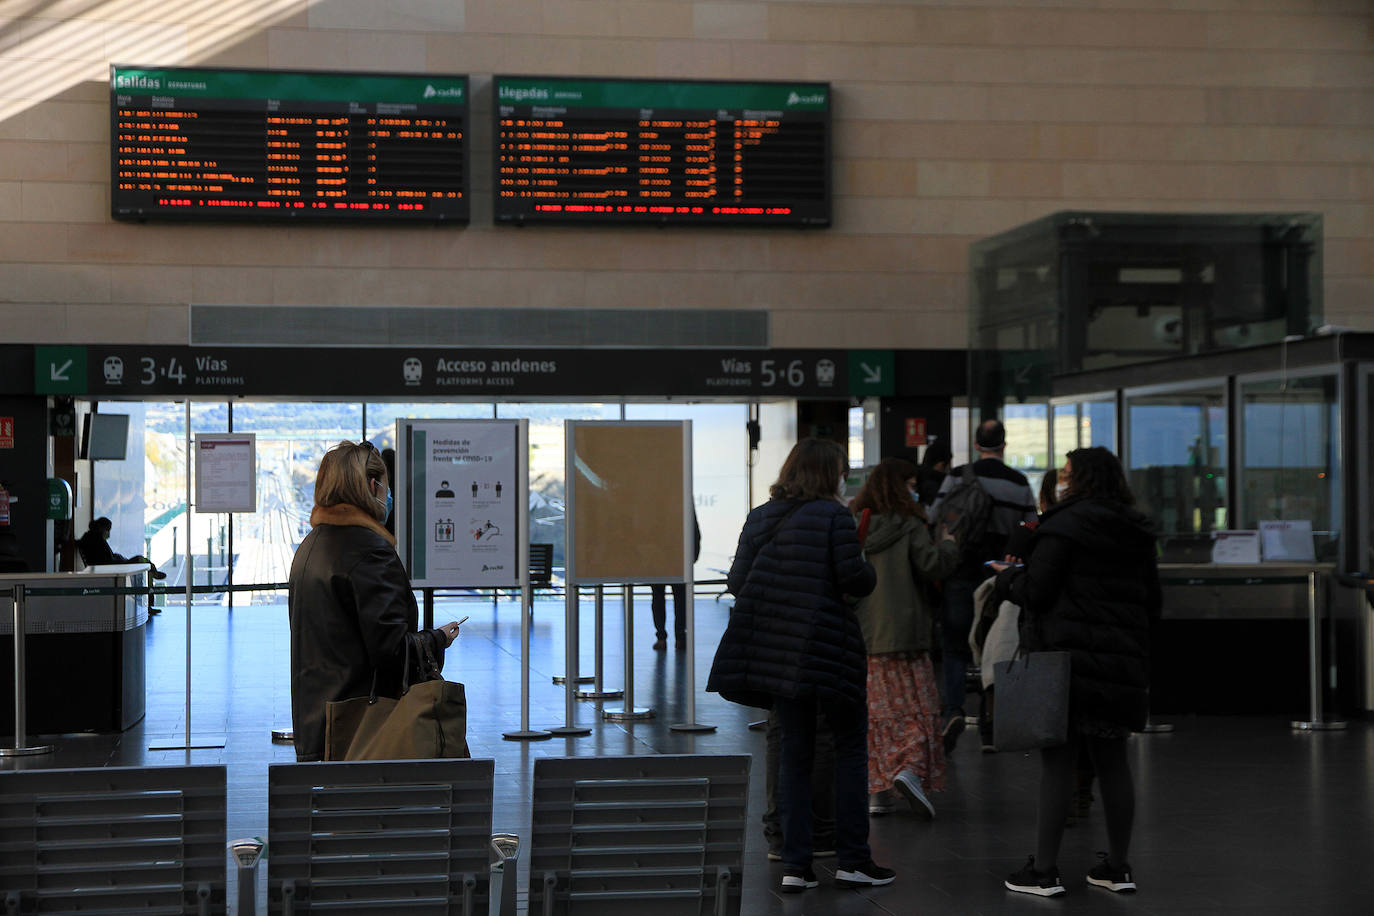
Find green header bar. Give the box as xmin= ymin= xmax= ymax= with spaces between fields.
xmin=495 ymin=77 xmax=827 ymax=112
xmin=111 ymin=66 xmax=466 ymax=105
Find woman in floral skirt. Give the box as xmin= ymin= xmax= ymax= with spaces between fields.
xmin=851 ymin=457 xmax=960 ymax=817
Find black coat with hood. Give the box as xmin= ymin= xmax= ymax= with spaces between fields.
xmin=706 ymin=497 xmax=876 ymax=711
xmin=287 ymin=503 xmax=446 ymax=761
xmin=995 ymin=495 xmax=1160 ymax=731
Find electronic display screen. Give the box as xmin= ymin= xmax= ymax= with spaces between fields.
xmin=493 ymin=76 xmax=829 ymax=226
xmin=111 ymin=66 xmax=469 ymax=222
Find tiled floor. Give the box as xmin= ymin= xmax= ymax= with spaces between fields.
xmin=5 ymin=591 xmax=1373 ymax=914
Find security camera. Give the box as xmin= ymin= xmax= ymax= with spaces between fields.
xmin=1152 ymin=316 xmax=1183 ymax=346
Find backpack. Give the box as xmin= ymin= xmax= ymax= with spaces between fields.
xmin=932 ymin=465 xmax=996 ymax=562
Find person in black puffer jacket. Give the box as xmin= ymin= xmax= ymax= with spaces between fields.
xmin=993 ymin=446 xmax=1161 ymax=898
xmin=707 ymin=438 xmax=893 ymax=894
xmin=288 ymin=441 xmax=462 ymax=762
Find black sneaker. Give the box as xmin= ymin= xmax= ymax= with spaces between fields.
xmin=1005 ymin=856 xmax=1065 ymax=897
xmin=941 ymin=711 xmax=966 ymax=755
xmin=835 ymin=859 xmax=896 ymax=888
xmin=1086 ymin=852 xmax=1136 ymax=893
xmin=780 ymin=866 xmax=819 ymax=893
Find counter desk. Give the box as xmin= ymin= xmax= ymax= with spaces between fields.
xmin=1 ymin=565 xmax=148 ymax=734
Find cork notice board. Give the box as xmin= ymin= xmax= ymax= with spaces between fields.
xmin=568 ymin=422 xmax=686 ymax=582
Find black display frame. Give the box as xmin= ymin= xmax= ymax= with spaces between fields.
xmin=110 ymin=64 xmax=471 ymax=224
xmin=492 ymin=74 xmax=831 ymax=227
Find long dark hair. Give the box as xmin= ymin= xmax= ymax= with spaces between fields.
xmin=852 ymin=457 xmax=924 ymax=519
xmin=1064 ymin=446 xmax=1135 ymax=506
xmin=770 ymin=438 xmax=846 ymax=501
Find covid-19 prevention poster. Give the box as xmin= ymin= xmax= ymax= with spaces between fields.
xmin=396 ymin=419 xmax=524 ymax=588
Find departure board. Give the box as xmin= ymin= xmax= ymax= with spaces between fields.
xmin=110 ymin=66 xmax=469 ymax=222
xmin=493 ymin=76 xmax=830 ymax=226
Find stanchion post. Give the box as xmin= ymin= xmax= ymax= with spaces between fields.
xmin=578 ymin=584 xmax=622 ymax=700
xmin=547 ymin=585 xmax=590 ymax=736
xmin=1 ymin=585 xmax=55 ymax=757
xmin=605 ymin=584 xmax=651 ymax=721
xmin=1292 ymin=570 xmax=1346 ymax=732
xmin=504 ymin=578 xmax=551 ymax=740
xmin=671 ymin=421 xmax=714 ymax=733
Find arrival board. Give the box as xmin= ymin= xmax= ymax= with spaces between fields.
xmin=111 ymin=66 xmax=469 ymax=222
xmin=494 ymin=76 xmax=829 ymax=226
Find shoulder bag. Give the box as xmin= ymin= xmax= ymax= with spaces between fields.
xmin=991 ymin=650 xmax=1070 ymax=752
xmin=323 ymin=634 xmax=470 ymax=760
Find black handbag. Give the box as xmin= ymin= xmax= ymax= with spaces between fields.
xmin=992 ymin=651 xmax=1070 ymax=751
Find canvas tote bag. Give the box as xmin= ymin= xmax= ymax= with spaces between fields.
xmin=323 ymin=637 xmax=470 ymax=761
xmin=992 ymin=650 xmax=1070 ymax=752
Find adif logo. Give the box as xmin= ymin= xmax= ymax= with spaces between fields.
xmin=787 ymin=91 xmax=825 ymax=106
xmin=423 ymin=84 xmax=463 ymax=99
xmin=402 ymin=357 xmax=422 ymax=386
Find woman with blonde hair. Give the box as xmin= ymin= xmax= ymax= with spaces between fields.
xmin=287 ymin=441 xmax=462 ymax=762
xmin=850 ymin=457 xmax=958 ymax=818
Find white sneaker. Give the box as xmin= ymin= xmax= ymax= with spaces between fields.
xmin=894 ymin=769 xmax=935 ymax=819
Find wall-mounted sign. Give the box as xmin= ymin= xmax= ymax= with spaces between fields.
xmin=0 ymin=416 xmax=12 ymax=449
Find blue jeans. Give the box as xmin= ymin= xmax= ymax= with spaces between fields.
xmin=775 ymin=695 xmax=870 ymax=870
xmin=941 ymin=576 xmax=977 ymax=715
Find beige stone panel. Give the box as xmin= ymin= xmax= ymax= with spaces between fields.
xmin=990 ymin=8 xmax=1212 ymax=49
xmin=110 ymin=264 xmax=192 ymax=304
xmin=693 ymin=234 xmax=772 ymax=272
xmin=991 ymin=162 xmax=1062 ymax=199
xmin=543 ymin=0 xmax=618 ymax=37
xmin=425 ymin=33 xmax=510 ymax=73
xmin=1 ymin=101 xmax=105 ymax=143
xmin=1205 ymin=12 xmax=1372 ymax=52
xmin=447 ymin=268 xmax=537 ymax=308
xmin=0 ymin=222 xmax=65 ymax=261
xmin=509 ymin=269 xmax=593 ymax=309
xmin=64 ymin=304 xmax=186 ymax=344
xmin=737 ymin=270 xmax=928 ymax=311
xmin=185 ymin=27 xmax=271 ymax=67
xmin=342 ymin=31 xmax=427 ymax=70
xmin=21 ymin=181 xmax=104 ymax=222
xmin=1323 ymin=239 xmax=1374 ymax=278
xmin=1206 ymin=164 xmax=1358 ymax=201
xmin=912 ymin=85 xmax=990 ymax=122
xmin=831 ymin=196 xmax=917 ymax=235
xmin=101 ymin=20 xmax=189 ymax=63
xmin=1320 ymin=204 xmax=1374 ymax=240
xmin=582 ymin=270 xmax=736 ymax=310
xmin=840 ymin=84 xmax=988 ymax=123
xmin=267 ymin=28 xmax=350 ymax=69
xmin=10 ymin=263 xmax=110 ymax=302
xmin=309 ymin=0 xmax=465 ymax=31
xmin=607 ymin=233 xmax=699 ymax=272
xmin=917 ymin=161 xmax=991 ymax=198
xmin=767 ymin=4 xmax=920 ymax=44
xmin=908 ymin=198 xmax=1036 ymax=238
xmin=766 ymin=235 xmax=913 ymax=274
xmin=270 ymin=266 xmax=374 ymax=306
xmin=0 ymin=141 xmax=68 ymax=180
xmin=0 ymin=303 xmax=69 ymax=342
xmin=654 ymin=39 xmax=733 ymax=77
xmin=843 ymin=159 xmax=919 ymax=198
xmin=67 ymin=141 xmax=106 ymax=181
xmin=191 ymin=265 xmax=276 ymax=305
xmin=693 ymin=3 xmax=767 ymax=41
xmin=726 ymin=40 xmax=806 ymax=79
xmin=574 ymin=37 xmax=660 ymax=74
xmin=1204 ymin=89 xmax=1374 ymax=128
xmin=381 ymin=225 xmax=473 ymax=269
xmin=1325 ymin=277 xmax=1374 ymax=319
xmin=67 ymin=223 xmax=191 ymax=264
xmin=909 ymin=7 xmax=997 ymax=46
xmin=617 ymin=1 xmax=693 ymax=39
xmin=839 ymin=121 xmax=1037 ymax=161
xmin=1062 ymin=163 xmax=1211 ymax=201
xmin=464 ymin=0 xmax=544 ymax=34
xmin=1034 ymin=126 xmax=1101 ymax=161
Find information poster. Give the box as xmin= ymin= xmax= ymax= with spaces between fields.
xmin=194 ymin=434 xmax=256 ymax=512
xmin=1259 ymin=520 xmax=1316 ymax=563
xmin=397 ymin=419 xmax=522 ymax=587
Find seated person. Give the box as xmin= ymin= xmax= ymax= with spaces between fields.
xmin=77 ymin=516 xmax=166 ymax=579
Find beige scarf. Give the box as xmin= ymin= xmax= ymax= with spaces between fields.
xmin=310 ymin=503 xmax=396 ymax=547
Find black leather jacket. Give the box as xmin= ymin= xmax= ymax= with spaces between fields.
xmin=287 ymin=504 xmax=445 ymax=761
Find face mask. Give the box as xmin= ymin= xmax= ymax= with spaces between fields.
xmin=836 ymin=478 xmax=847 ymax=500
xmin=371 ymin=481 xmax=391 ymax=520
xmin=1054 ymin=481 xmax=1069 ymax=501
xmin=908 ymin=486 xmax=920 ymax=502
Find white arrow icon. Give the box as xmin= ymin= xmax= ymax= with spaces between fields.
xmin=50 ymin=359 xmax=72 ymax=382
xmin=1012 ymin=365 xmax=1032 ymax=385
xmin=860 ymin=362 xmax=882 ymax=384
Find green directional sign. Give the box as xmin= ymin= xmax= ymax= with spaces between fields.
xmin=848 ymin=349 xmax=894 ymax=397
xmin=34 ymin=346 xmax=87 ymax=394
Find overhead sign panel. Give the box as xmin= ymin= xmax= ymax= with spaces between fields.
xmin=110 ymin=65 xmax=469 ymax=223
xmin=493 ymin=75 xmax=830 ymax=226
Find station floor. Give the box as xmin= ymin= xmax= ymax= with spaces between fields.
xmin=5 ymin=591 xmax=1374 ymax=914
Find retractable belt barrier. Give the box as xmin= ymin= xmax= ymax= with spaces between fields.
xmin=1159 ymin=571 xmax=1344 ymax=731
